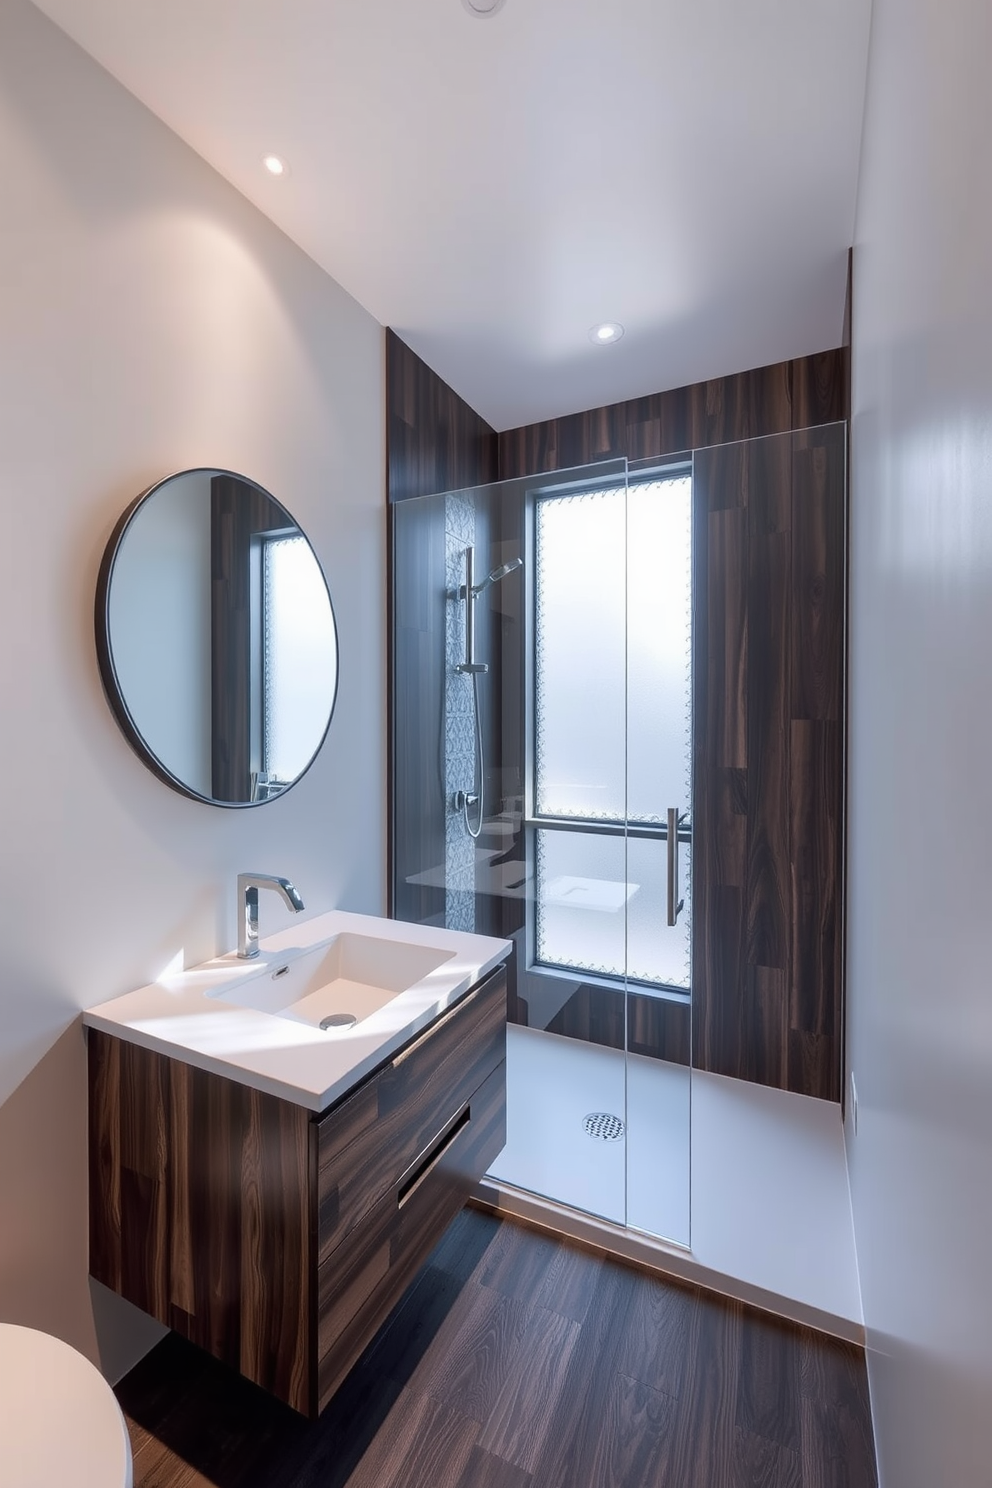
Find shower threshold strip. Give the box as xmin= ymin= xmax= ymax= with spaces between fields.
xmin=471 ymin=1177 xmax=864 ymax=1346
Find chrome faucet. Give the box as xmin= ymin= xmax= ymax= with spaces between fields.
xmin=237 ymin=873 xmax=305 ymax=958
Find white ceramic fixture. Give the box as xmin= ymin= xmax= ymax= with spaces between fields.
xmin=84 ymin=910 xmax=511 ymax=1111
xmin=210 ymin=932 xmax=457 ymax=1027
xmin=0 ymin=1324 xmax=132 ymax=1488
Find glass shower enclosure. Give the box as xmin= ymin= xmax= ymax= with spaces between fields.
xmin=391 ymin=458 xmax=693 ymax=1247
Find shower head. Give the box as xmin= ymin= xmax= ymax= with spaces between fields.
xmin=471 ymin=556 xmax=523 ymax=595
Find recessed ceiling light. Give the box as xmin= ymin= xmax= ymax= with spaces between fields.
xmin=589 ymin=322 xmax=624 ymax=345
xmin=262 ymin=154 xmax=289 ymax=177
xmin=462 ymin=0 xmax=507 ymax=16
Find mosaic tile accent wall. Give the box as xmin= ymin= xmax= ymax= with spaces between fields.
xmin=444 ymin=493 xmax=477 ymax=931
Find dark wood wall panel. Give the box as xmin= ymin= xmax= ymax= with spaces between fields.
xmin=541 ymin=983 xmax=691 ymax=1067
xmin=391 ymin=495 xmax=447 ymax=926
xmin=386 ymin=329 xmax=500 ymax=920
xmin=843 ymin=246 xmax=853 ymax=352
xmin=692 ymin=446 xmax=749 ymax=1092
xmin=498 ymin=348 xmax=848 ymax=479
xmin=628 ymin=992 xmax=691 ymax=1066
xmin=692 ymin=423 xmax=846 ymax=1100
xmin=546 ymin=984 xmax=624 ymax=1050
xmin=386 ymin=328 xmax=498 ymax=503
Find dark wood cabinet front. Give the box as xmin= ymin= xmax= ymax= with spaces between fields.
xmin=88 ymin=964 xmax=508 ymax=1416
xmin=315 ymin=1060 xmax=506 ymax=1411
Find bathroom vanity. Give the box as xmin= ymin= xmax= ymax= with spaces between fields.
xmin=84 ymin=912 xmax=510 ymax=1416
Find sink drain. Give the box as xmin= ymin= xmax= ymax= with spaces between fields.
xmin=319 ymin=1013 xmax=358 ymax=1030
xmin=583 ymin=1111 xmax=625 ymax=1142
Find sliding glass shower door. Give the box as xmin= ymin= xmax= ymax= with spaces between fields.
xmin=391 ymin=458 xmax=693 ymax=1247
xmin=622 ymin=471 xmax=693 ymax=1242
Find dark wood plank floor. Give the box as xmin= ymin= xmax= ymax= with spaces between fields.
xmin=116 ymin=1208 xmax=877 ymax=1488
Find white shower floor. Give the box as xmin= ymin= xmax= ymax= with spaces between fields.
xmin=485 ymin=1024 xmax=862 ymax=1338
xmin=488 ymin=1023 xmax=691 ymax=1243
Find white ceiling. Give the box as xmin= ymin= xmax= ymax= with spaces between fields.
xmin=32 ymin=0 xmax=871 ymax=431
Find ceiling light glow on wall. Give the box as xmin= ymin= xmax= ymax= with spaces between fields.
xmin=262 ymin=154 xmax=289 ymax=177
xmin=589 ymin=322 xmax=624 ymax=345
xmin=462 ymin=0 xmax=507 ymax=16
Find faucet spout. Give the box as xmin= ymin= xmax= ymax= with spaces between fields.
xmin=274 ymin=877 xmax=306 ymax=914
xmin=236 ymin=873 xmax=305 ymax=959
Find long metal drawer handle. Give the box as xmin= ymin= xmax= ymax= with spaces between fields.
xmin=390 ymin=974 xmax=493 ymax=1070
xmin=667 ymin=807 xmax=685 ymax=926
xmin=397 ymin=1103 xmax=471 ymax=1209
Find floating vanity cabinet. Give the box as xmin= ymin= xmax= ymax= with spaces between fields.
xmin=88 ymin=963 xmax=507 ymax=1416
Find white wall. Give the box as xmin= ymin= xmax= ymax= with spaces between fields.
xmin=0 ymin=0 xmax=384 ymax=1378
xmin=847 ymin=0 xmax=992 ymax=1482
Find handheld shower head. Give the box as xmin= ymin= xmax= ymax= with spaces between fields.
xmin=472 ymin=556 xmax=524 ymax=595
xmin=453 ymin=548 xmax=523 ymax=839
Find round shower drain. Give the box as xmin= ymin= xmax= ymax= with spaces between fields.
xmin=319 ymin=1012 xmax=357 ymax=1030
xmin=583 ymin=1111 xmax=625 ymax=1142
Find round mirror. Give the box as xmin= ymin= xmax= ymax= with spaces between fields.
xmin=96 ymin=468 xmax=338 ymax=806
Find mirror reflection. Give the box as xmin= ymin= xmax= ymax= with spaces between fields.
xmin=97 ymin=469 xmax=338 ymax=806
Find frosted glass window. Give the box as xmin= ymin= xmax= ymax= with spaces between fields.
xmin=263 ymin=536 xmax=337 ymax=783
xmin=535 ymin=831 xmax=690 ymax=990
xmin=626 ymin=835 xmax=691 ymax=990
xmin=534 ymin=489 xmax=627 ymax=820
xmin=535 ymin=829 xmax=630 ymax=979
xmin=532 ymin=472 xmax=692 ymax=991
xmin=627 ymin=478 xmax=692 ymax=824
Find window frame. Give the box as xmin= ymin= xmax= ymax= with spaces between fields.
xmin=522 ymin=458 xmax=693 ymax=996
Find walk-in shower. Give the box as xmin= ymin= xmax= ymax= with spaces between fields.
xmin=391 ymin=419 xmax=850 ymax=1294
xmin=391 ymin=458 xmax=693 ymax=1248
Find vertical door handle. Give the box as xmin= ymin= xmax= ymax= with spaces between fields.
xmin=667 ymin=807 xmax=685 ymax=926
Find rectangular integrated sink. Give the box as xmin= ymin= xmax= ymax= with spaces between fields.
xmin=208 ymin=933 xmax=458 ymax=1031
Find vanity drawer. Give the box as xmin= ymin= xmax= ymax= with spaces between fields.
xmin=315 ymin=1058 xmax=506 ymax=1412
xmin=315 ymin=964 xmax=506 ymax=1267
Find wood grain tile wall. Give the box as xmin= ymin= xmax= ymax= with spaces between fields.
xmin=544 ymin=984 xmax=691 ymax=1067
xmin=386 ymin=334 xmax=848 ymax=498
xmin=387 ymin=330 xmax=499 ymax=922
xmin=386 ymin=329 xmax=499 ymax=503
xmin=497 ymin=349 xmax=848 ymax=478
xmin=692 ymin=424 xmax=846 ymax=1100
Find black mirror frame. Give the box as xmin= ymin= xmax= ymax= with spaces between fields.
xmin=94 ymin=467 xmax=338 ymax=808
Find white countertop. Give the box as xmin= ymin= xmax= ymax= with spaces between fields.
xmin=83 ymin=910 xmax=512 ymax=1113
